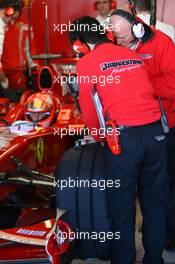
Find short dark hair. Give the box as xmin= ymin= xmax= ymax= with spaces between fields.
xmin=0 ymin=0 xmax=23 ymax=12
xmin=70 ymin=16 xmax=107 ymax=45
xmin=111 ymin=9 xmax=135 ymax=23
xmin=132 ymin=0 xmax=151 ymax=12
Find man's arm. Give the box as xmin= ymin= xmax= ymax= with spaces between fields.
xmin=79 ymin=81 xmax=101 ymax=131
xmin=0 ymin=23 xmax=8 ymax=85
xmin=77 ymin=62 xmax=102 ymax=141
xmin=151 ymin=33 xmax=175 ymax=99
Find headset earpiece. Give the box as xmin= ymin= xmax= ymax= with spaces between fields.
xmin=111 ymin=0 xmax=116 ymax=9
xmin=72 ymin=40 xmax=90 ymax=57
xmin=4 ymin=6 xmax=15 ymax=17
xmin=70 ymin=31 xmax=90 ymax=57
xmin=94 ymin=0 xmax=116 ymax=11
xmin=132 ymin=22 xmax=145 ymax=39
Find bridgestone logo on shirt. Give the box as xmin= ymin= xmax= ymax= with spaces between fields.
xmin=100 ymin=59 xmax=143 ymax=71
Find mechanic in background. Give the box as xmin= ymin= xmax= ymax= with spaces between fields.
xmin=95 ymin=0 xmax=116 ymax=26
xmin=110 ymin=8 xmax=175 ymax=251
xmin=70 ymin=16 xmax=168 ymax=264
xmin=133 ymin=0 xmax=175 ymax=42
xmin=0 ymin=0 xmax=23 ymax=98
xmin=2 ymin=8 xmax=37 ymax=101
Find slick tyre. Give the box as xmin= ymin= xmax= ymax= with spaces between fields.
xmin=56 ymin=142 xmax=110 ymax=261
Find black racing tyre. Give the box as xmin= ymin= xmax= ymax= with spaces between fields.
xmin=56 ymin=143 xmax=110 ymax=261
xmin=0 ymin=261 xmax=49 ymax=264
xmin=61 ymin=239 xmax=80 ymax=264
xmin=0 ymin=206 xmax=21 ymax=229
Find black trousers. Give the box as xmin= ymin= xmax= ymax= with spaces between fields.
xmin=167 ymin=127 xmax=175 ymax=243
xmin=0 ymin=85 xmax=8 ymax=98
xmin=105 ymin=121 xmax=168 ymax=264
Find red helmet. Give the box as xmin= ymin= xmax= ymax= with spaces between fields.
xmin=24 ymin=93 xmax=56 ymax=127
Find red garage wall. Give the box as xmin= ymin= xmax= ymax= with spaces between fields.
xmin=30 ymin=0 xmax=98 ymax=57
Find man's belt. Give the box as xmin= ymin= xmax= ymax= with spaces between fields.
xmin=118 ymin=119 xmax=161 ymax=131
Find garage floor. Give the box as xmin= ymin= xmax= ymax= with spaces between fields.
xmin=71 ymin=253 xmax=175 ymax=263
xmin=71 ymin=231 xmax=175 ymax=264
xmin=72 ymin=234 xmax=175 ymax=263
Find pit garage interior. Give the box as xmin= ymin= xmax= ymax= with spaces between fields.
xmin=0 ymin=0 xmax=175 ymax=263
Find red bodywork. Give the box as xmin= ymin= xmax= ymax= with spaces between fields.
xmin=0 ymin=218 xmax=72 ymax=263
xmin=0 ymin=63 xmax=84 ymax=262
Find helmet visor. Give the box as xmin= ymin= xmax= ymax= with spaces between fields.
xmin=26 ymin=112 xmax=51 ymax=122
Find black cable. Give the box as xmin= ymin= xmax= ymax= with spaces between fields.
xmin=150 ymin=0 xmax=157 ymax=26
xmin=127 ymin=0 xmax=137 ymax=21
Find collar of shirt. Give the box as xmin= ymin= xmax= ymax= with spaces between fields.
xmin=96 ymin=11 xmax=112 ymax=26
xmin=129 ymin=39 xmax=141 ymax=51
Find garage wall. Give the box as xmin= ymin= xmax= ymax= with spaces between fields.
xmin=29 ymin=0 xmax=175 ymax=57
xmin=116 ymin=0 xmax=175 ymax=27
xmin=30 ymin=0 xmax=97 ymax=57
xmin=157 ymin=0 xmax=175 ymax=27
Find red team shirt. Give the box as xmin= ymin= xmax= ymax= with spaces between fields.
xmin=77 ymin=42 xmax=161 ymax=138
xmin=137 ymin=29 xmax=175 ymax=128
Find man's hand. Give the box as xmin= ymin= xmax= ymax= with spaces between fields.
xmin=0 ymin=71 xmax=6 ymax=83
xmin=0 ymin=71 xmax=9 ymax=90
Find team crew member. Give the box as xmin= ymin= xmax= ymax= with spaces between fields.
xmin=133 ymin=0 xmax=175 ymax=42
xmin=0 ymin=0 xmax=23 ymax=97
xmin=70 ymin=16 xmax=167 ymax=264
xmin=110 ymin=8 xmax=175 ymax=249
xmin=2 ymin=10 xmax=37 ymax=100
xmin=95 ymin=0 xmax=116 ymax=27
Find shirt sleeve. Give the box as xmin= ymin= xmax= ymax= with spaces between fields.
xmin=0 ymin=25 xmax=5 ymax=69
xmin=77 ymin=60 xmax=103 ymax=141
xmin=151 ymin=34 xmax=175 ymax=99
xmin=156 ymin=20 xmax=175 ymax=43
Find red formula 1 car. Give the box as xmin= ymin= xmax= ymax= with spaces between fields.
xmin=0 ymin=62 xmax=109 ymax=264
xmin=0 ymin=63 xmax=88 ymax=263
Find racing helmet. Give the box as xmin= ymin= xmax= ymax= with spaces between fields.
xmin=24 ymin=93 xmax=56 ymax=127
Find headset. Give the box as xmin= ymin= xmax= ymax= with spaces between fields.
xmin=70 ymin=31 xmax=90 ymax=57
xmin=4 ymin=6 xmax=15 ymax=16
xmin=0 ymin=0 xmax=23 ymax=17
xmin=70 ymin=28 xmax=115 ymax=57
xmin=94 ymin=0 xmax=117 ymax=11
xmin=111 ymin=9 xmax=145 ymax=39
